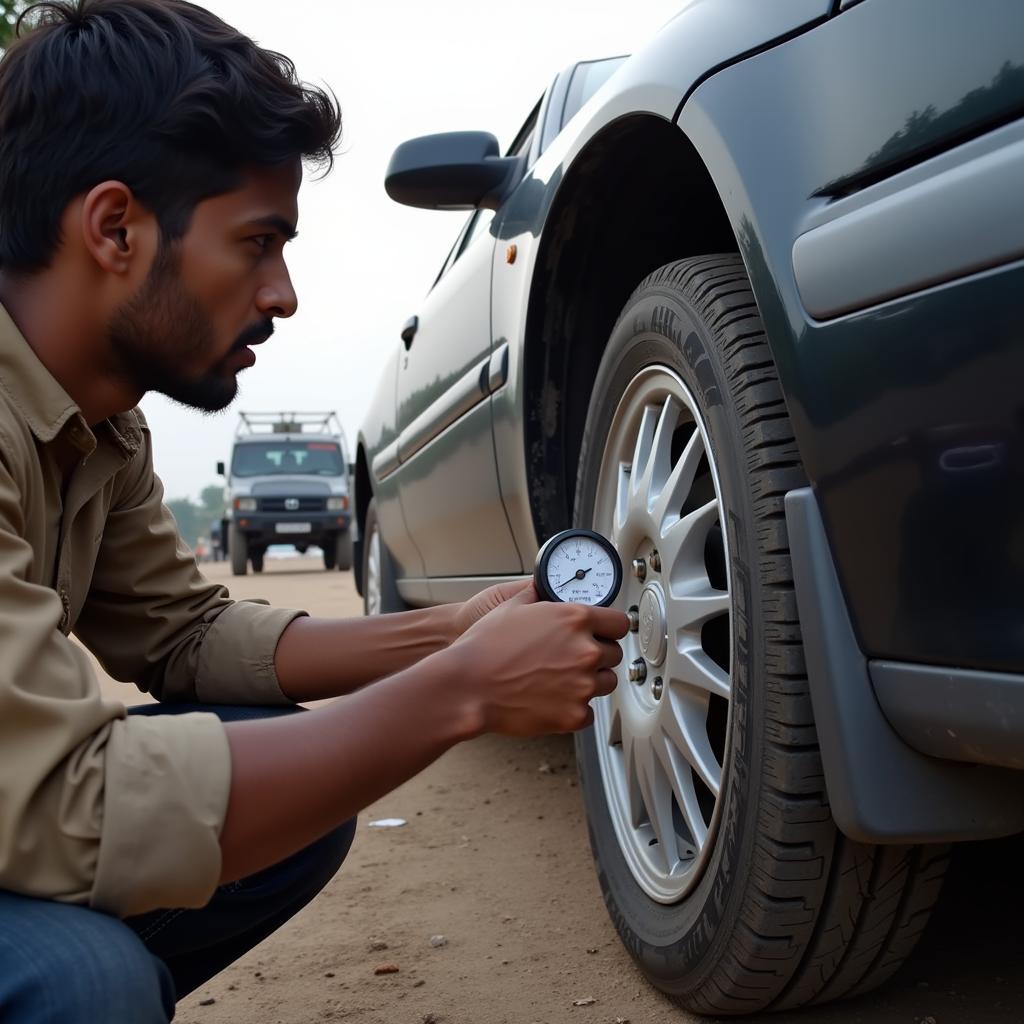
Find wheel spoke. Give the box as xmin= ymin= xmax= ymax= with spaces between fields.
xmin=635 ymin=395 xmax=681 ymax=512
xmin=660 ymin=498 xmax=719 ymax=581
xmin=651 ymin=429 xmax=704 ymax=536
xmin=653 ymin=734 xmax=708 ymax=852
xmin=670 ymin=641 xmax=731 ymax=700
xmin=633 ymin=736 xmax=678 ymax=874
xmin=628 ymin=405 xmax=659 ymax=501
xmin=662 ymin=690 xmax=723 ymax=798
xmin=667 ymin=581 xmax=730 ymax=632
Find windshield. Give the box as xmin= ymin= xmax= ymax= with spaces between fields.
xmin=231 ymin=441 xmax=344 ymax=478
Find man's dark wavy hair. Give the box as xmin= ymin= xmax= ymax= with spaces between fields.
xmin=0 ymin=0 xmax=342 ymax=273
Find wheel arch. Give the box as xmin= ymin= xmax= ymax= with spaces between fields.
xmin=523 ymin=114 xmax=739 ymax=544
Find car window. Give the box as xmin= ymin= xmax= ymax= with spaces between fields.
xmin=561 ymin=57 xmax=627 ymax=130
xmin=507 ymin=96 xmax=542 ymax=161
xmin=231 ymin=441 xmax=344 ymax=478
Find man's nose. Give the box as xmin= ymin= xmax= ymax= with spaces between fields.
xmin=256 ymin=269 xmax=298 ymax=319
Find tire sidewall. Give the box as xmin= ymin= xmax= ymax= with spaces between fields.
xmin=574 ymin=285 xmax=765 ymax=992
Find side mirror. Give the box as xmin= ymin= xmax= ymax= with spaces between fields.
xmin=385 ymin=131 xmax=522 ymax=211
xmin=216 ymin=461 xmax=225 ymax=476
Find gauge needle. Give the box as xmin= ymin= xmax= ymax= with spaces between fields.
xmin=557 ymin=567 xmax=592 ymax=589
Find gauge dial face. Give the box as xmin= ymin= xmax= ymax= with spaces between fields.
xmin=535 ymin=530 xmax=621 ymax=606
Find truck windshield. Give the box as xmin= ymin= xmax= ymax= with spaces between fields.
xmin=231 ymin=441 xmax=344 ymax=478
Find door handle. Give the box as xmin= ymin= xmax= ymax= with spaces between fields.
xmin=401 ymin=315 xmax=419 ymax=350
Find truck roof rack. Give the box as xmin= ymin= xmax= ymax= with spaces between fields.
xmin=234 ymin=412 xmax=349 ymax=460
xmin=235 ymin=411 xmax=344 ymax=438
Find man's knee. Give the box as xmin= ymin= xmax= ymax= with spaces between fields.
xmin=0 ymin=895 xmax=175 ymax=1023
xmin=307 ymin=816 xmax=357 ymax=893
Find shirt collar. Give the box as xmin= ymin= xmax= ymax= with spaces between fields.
xmin=0 ymin=302 xmax=143 ymax=455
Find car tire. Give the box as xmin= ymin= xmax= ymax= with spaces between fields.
xmin=250 ymin=548 xmax=265 ymax=574
xmin=322 ymin=539 xmax=337 ymax=571
xmin=573 ymin=254 xmax=949 ymax=1015
xmin=335 ymin=530 xmax=353 ymax=572
xmin=362 ymin=498 xmax=407 ymax=615
xmin=229 ymin=524 xmax=248 ymax=577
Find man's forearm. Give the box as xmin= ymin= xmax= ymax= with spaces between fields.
xmin=219 ymin=643 xmax=480 ymax=882
xmin=273 ymin=605 xmax=459 ymax=702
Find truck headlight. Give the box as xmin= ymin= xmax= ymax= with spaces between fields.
xmin=326 ymin=496 xmax=348 ymax=511
xmin=234 ymin=497 xmax=257 ymax=512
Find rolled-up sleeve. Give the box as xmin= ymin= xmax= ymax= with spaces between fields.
xmin=0 ymin=455 xmax=232 ymax=916
xmin=73 ymin=422 xmax=306 ymax=706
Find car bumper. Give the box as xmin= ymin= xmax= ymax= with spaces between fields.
xmin=233 ymin=511 xmax=351 ymax=546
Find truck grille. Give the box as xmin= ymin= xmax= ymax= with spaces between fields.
xmin=260 ymin=497 xmax=326 ymax=513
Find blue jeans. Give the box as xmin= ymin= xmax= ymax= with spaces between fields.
xmin=0 ymin=704 xmax=355 ymax=1023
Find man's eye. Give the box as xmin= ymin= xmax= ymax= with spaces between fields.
xmin=249 ymin=235 xmax=274 ymax=251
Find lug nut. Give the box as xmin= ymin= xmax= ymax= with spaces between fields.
xmin=631 ymin=557 xmax=647 ymax=581
xmin=628 ymin=658 xmax=647 ymax=683
xmin=650 ymin=549 xmax=662 ymax=572
xmin=651 ymin=676 xmax=663 ymax=700
xmin=627 ymin=605 xmax=640 ymax=632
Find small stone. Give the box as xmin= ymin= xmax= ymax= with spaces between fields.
xmin=922 ymin=1017 xmax=937 ymax=1024
xmin=199 ymin=997 xmax=216 ymax=1006
xmin=227 ymin=984 xmax=237 ymax=991
xmin=429 ymin=934 xmax=448 ymax=948
xmin=374 ymin=963 xmax=400 ymax=975
xmin=615 ymin=1018 xmax=631 ymax=1024
xmin=413 ymin=979 xmax=426 ymax=988
xmin=501 ymin=959 xmax=510 ymax=965
xmin=253 ymin=971 xmax=262 ymax=977
xmin=501 ymin=914 xmax=514 ymax=923
xmin=369 ymin=938 xmax=388 ymax=951
xmin=537 ymin=762 xmax=552 ymax=773
xmin=572 ymin=996 xmax=597 ymax=1007
xmin=421 ymin=1014 xmax=440 ymax=1024
xmin=325 ymin=971 xmax=335 ymax=978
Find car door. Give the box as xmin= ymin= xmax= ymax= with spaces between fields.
xmin=389 ymin=200 xmax=521 ymax=586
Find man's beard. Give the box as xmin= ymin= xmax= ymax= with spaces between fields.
xmin=108 ymin=243 xmax=272 ymax=413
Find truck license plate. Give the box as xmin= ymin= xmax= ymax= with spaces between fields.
xmin=276 ymin=522 xmax=312 ymax=534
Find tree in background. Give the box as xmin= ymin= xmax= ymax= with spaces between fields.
xmin=167 ymin=485 xmax=226 ymax=551
xmin=0 ymin=1 xmax=31 ymax=49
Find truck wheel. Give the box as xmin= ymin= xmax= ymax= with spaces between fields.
xmin=335 ymin=530 xmax=353 ymax=572
xmin=230 ymin=524 xmax=248 ymax=576
xmin=251 ymin=548 xmax=265 ymax=574
xmin=362 ymin=498 xmax=407 ymax=615
xmin=322 ymin=540 xmax=337 ymax=571
xmin=573 ymin=255 xmax=949 ymax=1015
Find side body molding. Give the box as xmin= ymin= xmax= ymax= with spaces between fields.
xmin=372 ymin=342 xmax=509 ymax=483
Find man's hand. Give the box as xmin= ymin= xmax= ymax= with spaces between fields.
xmin=448 ymin=589 xmax=630 ymax=736
xmin=452 ymin=578 xmax=537 ymax=637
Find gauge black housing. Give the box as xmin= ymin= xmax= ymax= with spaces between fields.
xmin=533 ymin=528 xmax=622 ymax=606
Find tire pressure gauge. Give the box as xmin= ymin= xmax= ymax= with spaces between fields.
xmin=534 ymin=529 xmax=622 ymax=606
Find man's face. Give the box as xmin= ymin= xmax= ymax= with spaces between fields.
xmin=109 ymin=163 xmax=301 ymax=412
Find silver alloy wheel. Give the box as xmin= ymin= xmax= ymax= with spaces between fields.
xmin=365 ymin=526 xmax=383 ymax=616
xmin=592 ymin=365 xmax=732 ymax=904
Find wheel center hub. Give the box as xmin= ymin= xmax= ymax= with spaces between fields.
xmin=637 ymin=584 xmax=667 ymax=666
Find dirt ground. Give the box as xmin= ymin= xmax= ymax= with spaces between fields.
xmin=93 ymin=557 xmax=1024 ymax=1024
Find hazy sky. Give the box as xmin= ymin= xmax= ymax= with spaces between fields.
xmin=142 ymin=0 xmax=684 ymax=501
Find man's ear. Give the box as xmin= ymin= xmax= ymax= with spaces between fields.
xmin=79 ymin=180 xmax=157 ymax=275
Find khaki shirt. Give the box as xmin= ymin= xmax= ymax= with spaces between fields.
xmin=0 ymin=306 xmax=304 ymax=917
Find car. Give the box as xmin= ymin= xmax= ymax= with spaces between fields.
xmin=352 ymin=0 xmax=1024 ymax=1014
xmin=218 ymin=411 xmax=353 ymax=575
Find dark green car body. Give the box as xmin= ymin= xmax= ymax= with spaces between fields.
xmin=356 ymin=0 xmax=1024 ymax=845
